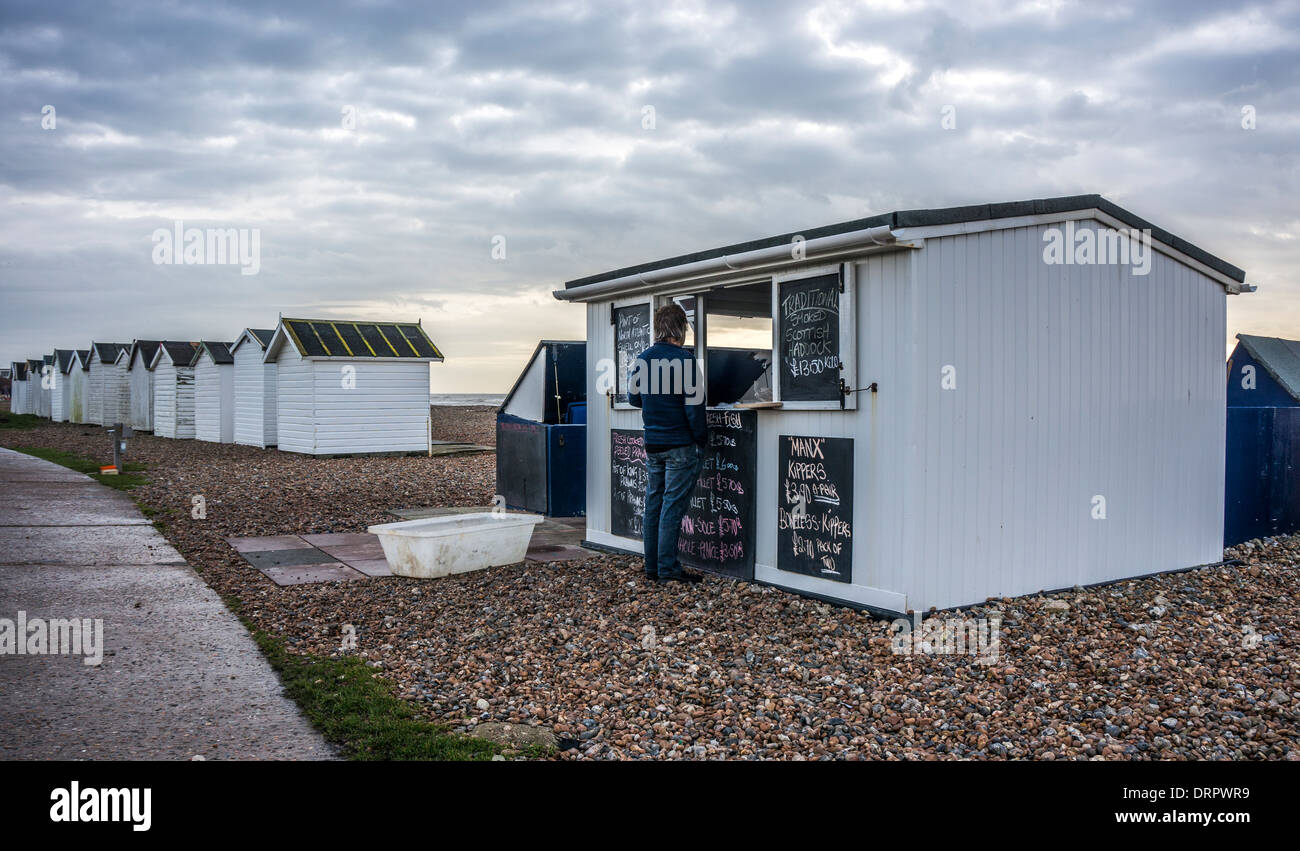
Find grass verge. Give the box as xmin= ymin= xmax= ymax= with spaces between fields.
xmin=223 ymin=595 xmax=501 ymax=761
xmin=13 ymin=446 xmax=148 ymax=490
xmin=0 ymin=412 xmax=45 ymax=430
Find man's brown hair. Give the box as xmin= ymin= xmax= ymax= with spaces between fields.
xmin=654 ymin=303 xmax=689 ymax=343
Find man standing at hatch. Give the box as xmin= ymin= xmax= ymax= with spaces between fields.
xmin=629 ymin=303 xmax=707 ymax=585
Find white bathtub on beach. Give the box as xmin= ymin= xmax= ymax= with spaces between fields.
xmin=367 ymin=512 xmax=543 ymax=579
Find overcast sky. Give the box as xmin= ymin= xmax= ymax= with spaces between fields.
xmin=2 ymin=0 xmax=1297 ymax=391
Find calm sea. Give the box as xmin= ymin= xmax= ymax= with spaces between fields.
xmin=429 ymin=393 xmax=505 ymax=407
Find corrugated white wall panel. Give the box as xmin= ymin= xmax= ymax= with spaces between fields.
xmin=103 ymin=361 xmax=129 ymax=427
xmin=152 ymin=359 xmax=196 ymax=439
xmin=194 ymin=353 xmax=234 ymax=443
xmin=906 ymin=222 xmax=1226 ymax=610
xmin=68 ymin=370 xmax=86 ymax=423
xmin=50 ymin=369 xmax=66 ymax=422
xmin=153 ymin=361 xmax=176 ymax=437
xmin=36 ymin=368 xmax=51 ymax=418
xmin=87 ymin=361 xmax=102 ymax=424
xmin=128 ymin=362 xmax=155 ymax=431
xmin=173 ymin=367 xmax=196 ymax=439
xmin=306 ymin=361 xmax=430 ymax=454
xmin=233 ymin=345 xmax=277 ymax=448
xmin=274 ymin=345 xmax=315 ymax=454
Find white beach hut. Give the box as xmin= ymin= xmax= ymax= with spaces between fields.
xmin=263 ymin=318 xmax=444 ymax=456
xmin=9 ymin=362 xmax=30 ymax=414
xmin=555 ymin=193 xmax=1254 ymax=614
xmin=50 ymin=350 xmax=76 ymax=422
xmin=28 ymin=359 xmax=45 ymax=416
xmin=86 ymin=342 xmax=128 ymax=426
xmin=193 ymin=341 xmax=235 ymax=444
xmin=151 ymin=342 xmax=198 ymax=439
xmin=36 ymin=356 xmax=53 ymax=418
xmin=231 ymin=328 xmax=277 ymax=448
xmin=67 ymin=350 xmax=90 ymax=424
xmin=125 ymin=341 xmax=162 ymax=432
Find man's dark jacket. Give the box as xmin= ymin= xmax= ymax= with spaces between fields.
xmin=628 ymin=341 xmax=707 ymax=447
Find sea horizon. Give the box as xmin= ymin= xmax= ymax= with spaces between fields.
xmin=429 ymin=392 xmax=505 ymax=407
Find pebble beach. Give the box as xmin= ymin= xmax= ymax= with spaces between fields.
xmin=2 ymin=407 xmax=1297 ymax=761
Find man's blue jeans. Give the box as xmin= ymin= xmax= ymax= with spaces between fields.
xmin=643 ymin=444 xmax=704 ymax=579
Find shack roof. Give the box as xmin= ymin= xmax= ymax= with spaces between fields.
xmin=54 ymin=349 xmax=76 ymax=373
xmin=229 ymin=328 xmax=276 ymax=355
xmin=77 ymin=350 xmax=91 ymax=371
xmin=1235 ymin=334 xmax=1300 ymax=404
xmin=192 ymin=341 xmax=234 ymax=366
xmin=561 ymin=194 xmax=1247 ymax=292
xmin=91 ymin=342 xmax=128 ymax=364
xmin=268 ymin=318 xmax=444 ymax=361
xmin=129 ymin=340 xmax=163 ymax=370
xmin=150 ymin=341 xmax=200 ymax=369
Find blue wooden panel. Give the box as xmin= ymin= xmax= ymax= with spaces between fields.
xmin=1225 ymin=407 xmax=1300 ymax=546
xmin=547 ymin=424 xmax=586 ymax=517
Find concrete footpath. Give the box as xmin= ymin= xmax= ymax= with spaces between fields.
xmin=0 ymin=448 xmax=333 ymax=760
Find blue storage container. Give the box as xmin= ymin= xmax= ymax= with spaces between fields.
xmin=496 ymin=341 xmax=586 ymax=517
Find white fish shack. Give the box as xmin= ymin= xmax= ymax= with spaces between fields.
xmin=554 ymin=195 xmax=1254 ymax=614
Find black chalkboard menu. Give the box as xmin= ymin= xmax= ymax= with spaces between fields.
xmin=777 ymin=272 xmax=841 ymax=402
xmin=610 ymin=429 xmax=647 ymax=538
xmin=614 ymin=304 xmax=652 ymax=403
xmin=677 ymin=409 xmax=757 ymax=580
xmin=776 ymin=435 xmax=853 ymax=583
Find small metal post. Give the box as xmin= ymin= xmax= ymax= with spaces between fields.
xmin=111 ymin=422 xmax=127 ymax=470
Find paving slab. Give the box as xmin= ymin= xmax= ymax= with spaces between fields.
xmin=0 ymin=525 xmax=185 ymax=566
xmin=259 ymin=563 xmax=367 ymax=586
xmin=0 ymin=448 xmax=332 ymax=760
xmin=314 ymin=542 xmax=386 ymax=561
xmin=225 ymin=535 xmax=315 ymax=553
xmin=526 ymin=544 xmax=591 ymax=563
xmin=240 ymin=548 xmax=341 ymax=570
xmin=300 ymin=533 xmax=377 ymax=547
xmin=0 ymin=491 xmax=151 ymax=526
xmin=345 ymin=559 xmax=394 ymax=577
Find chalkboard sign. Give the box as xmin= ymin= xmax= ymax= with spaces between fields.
xmin=610 ymin=429 xmax=647 ymax=538
xmin=614 ymin=304 xmax=652 ymax=403
xmin=776 ymin=435 xmax=853 ymax=583
xmin=678 ymin=409 xmax=756 ymax=579
xmin=778 ymin=273 xmax=841 ymax=402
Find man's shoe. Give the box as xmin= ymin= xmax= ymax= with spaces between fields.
xmin=656 ymin=571 xmax=703 ymax=585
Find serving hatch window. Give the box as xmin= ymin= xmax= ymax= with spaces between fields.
xmin=703 ymin=282 xmax=773 ymax=406
xmin=688 ymin=264 xmax=856 ymax=410
xmin=614 ymin=264 xmax=856 ymax=411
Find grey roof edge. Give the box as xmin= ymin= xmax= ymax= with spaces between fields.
xmin=562 ymin=194 xmax=1246 ymax=289
xmin=154 ymin=341 xmax=200 ymax=367
xmin=91 ymin=342 xmax=129 ymax=363
xmin=230 ymin=327 xmax=276 ymax=354
xmin=192 ymin=341 xmax=235 ymax=365
xmin=129 ymin=340 xmax=163 ymax=370
xmin=1234 ymin=334 xmax=1300 ymax=404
